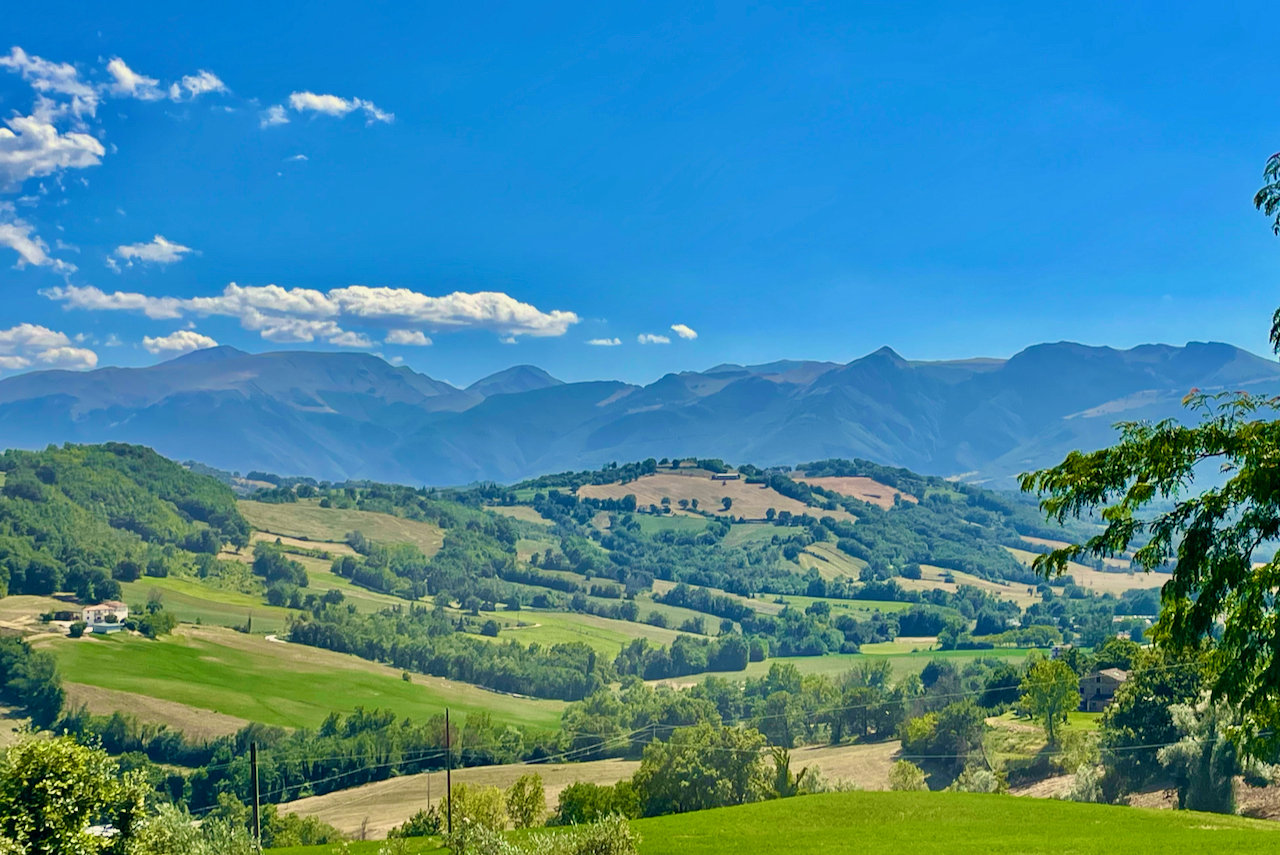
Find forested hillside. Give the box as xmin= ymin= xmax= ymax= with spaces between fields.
xmin=0 ymin=443 xmax=249 ymax=600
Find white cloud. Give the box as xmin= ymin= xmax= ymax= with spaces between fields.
xmin=113 ymin=234 xmax=194 ymax=267
xmin=329 ymin=330 xmax=373 ymax=348
xmin=670 ymin=323 xmax=698 ymax=340
xmin=0 ymin=323 xmax=96 ymax=373
xmin=259 ymin=105 xmax=289 ymax=128
xmin=0 ymin=208 xmax=76 ymax=272
xmin=586 ymin=337 xmax=622 ymax=346
xmin=42 ymin=284 xmax=183 ymax=318
xmin=35 ymin=345 xmax=98 ymax=368
xmin=142 ymin=329 xmax=218 ymax=354
xmin=326 ymin=286 xmax=577 ymax=336
xmin=285 ymin=153 xmax=308 ymax=162
xmin=0 ymin=113 xmax=105 ymax=190
xmin=288 ymin=91 xmax=394 ymax=125
xmin=0 ymin=48 xmax=98 ymax=118
xmin=385 ymin=329 xmax=432 ymax=346
xmin=105 ymin=57 xmax=162 ymax=100
xmin=0 ymin=323 xmax=72 ymax=349
xmin=637 ymin=333 xmax=670 ymax=345
xmin=45 ymin=282 xmax=578 ymax=344
xmin=169 ymin=70 xmax=227 ymax=101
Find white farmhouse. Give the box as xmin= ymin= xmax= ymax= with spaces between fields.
xmin=82 ymin=601 xmax=129 ymax=633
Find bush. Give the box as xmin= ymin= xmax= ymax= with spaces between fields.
xmin=1063 ymin=764 xmax=1104 ymax=803
xmin=947 ymin=765 xmax=1008 ymax=794
xmin=445 ymin=814 xmax=639 ymax=855
xmin=452 ymin=782 xmax=508 ymax=832
xmin=888 ymin=760 xmax=928 ymax=791
xmin=506 ymin=773 xmax=546 ymax=828
xmin=68 ymin=621 xmax=86 ymax=639
xmin=388 ymin=806 xmax=442 ymax=838
xmin=553 ymin=782 xmax=639 ymax=826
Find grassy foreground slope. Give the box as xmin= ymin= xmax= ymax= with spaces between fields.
xmin=268 ymin=791 xmax=1280 ymax=855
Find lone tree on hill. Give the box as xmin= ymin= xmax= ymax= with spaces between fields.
xmin=1018 ymin=151 xmax=1280 ymax=756
xmin=721 ymin=497 xmax=733 ymax=512
xmin=1019 ymin=659 xmax=1079 ymax=746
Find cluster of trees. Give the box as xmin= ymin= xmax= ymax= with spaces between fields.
xmin=0 ymin=638 xmax=62 ymax=728
xmin=614 ymin=634 xmax=751 ymax=680
xmin=289 ymin=602 xmax=608 ymax=700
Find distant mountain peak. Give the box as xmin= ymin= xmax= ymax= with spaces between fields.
xmin=163 ymin=345 xmax=247 ymax=366
xmin=1 ymin=340 xmax=1277 ymax=486
xmin=467 ymin=364 xmax=564 ymax=397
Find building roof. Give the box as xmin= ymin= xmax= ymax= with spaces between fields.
xmin=1097 ymin=668 xmax=1130 ymax=682
xmin=85 ymin=601 xmax=128 ymax=611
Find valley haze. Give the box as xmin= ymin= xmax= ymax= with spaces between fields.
xmin=0 ymin=339 xmax=1272 ymax=487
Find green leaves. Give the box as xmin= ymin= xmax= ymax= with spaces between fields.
xmin=1255 ymin=152 xmax=1280 ymax=236
xmin=1023 ymin=389 xmax=1280 ymax=755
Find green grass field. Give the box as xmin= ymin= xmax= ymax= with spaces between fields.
xmin=43 ymin=627 xmax=564 ymax=731
xmin=633 ymin=514 xmax=712 ymax=535
xmin=239 ymin=500 xmax=445 ymax=555
xmin=720 ymin=523 xmax=782 ymax=548
xmin=675 ymin=647 xmax=1043 ymax=683
xmin=768 ymin=593 xmax=917 ymax=615
xmin=118 ymin=577 xmax=296 ymax=633
xmin=293 ymin=556 xmax=412 ymax=613
xmin=494 ymin=610 xmax=686 ymax=655
xmin=485 ymin=505 xmax=553 ymax=526
xmin=266 ymin=790 xmax=1280 ymax=854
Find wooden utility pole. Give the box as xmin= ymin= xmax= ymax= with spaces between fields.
xmin=250 ymin=741 xmax=261 ymax=851
xmin=445 ymin=708 xmax=453 ymax=835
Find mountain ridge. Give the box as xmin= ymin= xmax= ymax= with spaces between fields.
xmin=0 ymin=340 xmax=1274 ymax=486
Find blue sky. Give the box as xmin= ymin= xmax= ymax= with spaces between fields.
xmin=1 ymin=1 xmax=1278 ymax=386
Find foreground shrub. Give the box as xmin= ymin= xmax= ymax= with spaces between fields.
xmin=888 ymin=760 xmax=928 ymax=792
xmin=388 ymin=806 xmax=442 ymax=838
xmin=1063 ymin=765 xmax=1103 ymax=804
xmin=552 ymin=781 xmax=639 ymax=826
xmin=947 ymin=765 xmax=1008 ymax=794
xmin=446 ymin=814 xmax=639 ymax=855
xmin=506 ymin=773 xmax=547 ymax=828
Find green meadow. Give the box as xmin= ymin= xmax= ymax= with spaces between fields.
xmin=494 ymin=609 xmax=685 ymax=655
xmin=266 ymin=790 xmax=1280 ymax=854
xmin=44 ymin=627 xmax=564 ymax=731
xmin=118 ymin=576 xmax=297 ymax=633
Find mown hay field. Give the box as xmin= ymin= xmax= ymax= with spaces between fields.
xmin=577 ymin=472 xmax=855 ymax=522
xmin=239 ymin=500 xmax=445 ymax=556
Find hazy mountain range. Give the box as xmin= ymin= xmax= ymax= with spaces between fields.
xmin=0 ymin=341 xmax=1275 ymax=486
